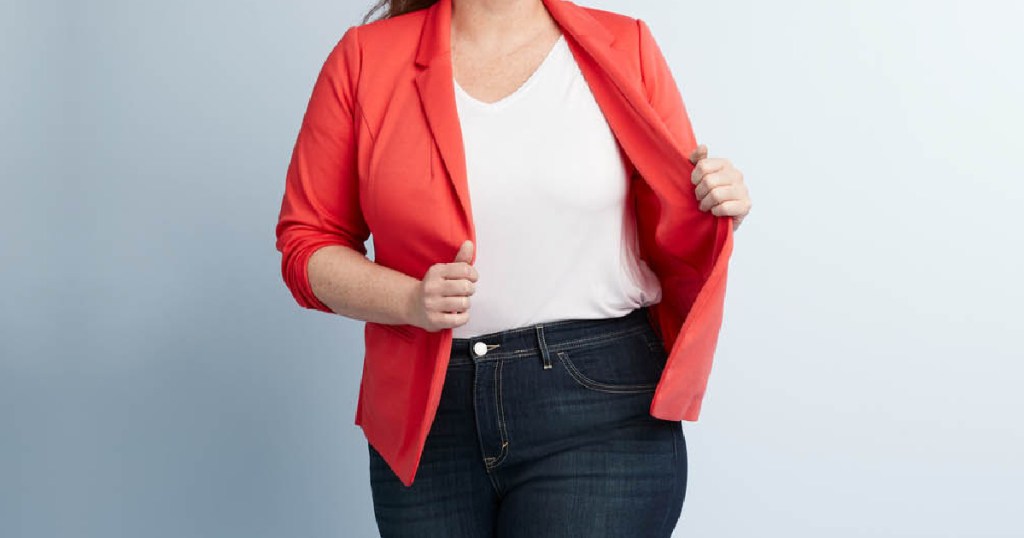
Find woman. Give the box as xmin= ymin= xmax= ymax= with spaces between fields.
xmin=275 ymin=0 xmax=752 ymax=535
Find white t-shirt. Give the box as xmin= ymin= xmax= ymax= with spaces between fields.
xmin=451 ymin=34 xmax=662 ymax=339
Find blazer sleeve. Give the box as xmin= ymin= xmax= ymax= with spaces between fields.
xmin=275 ymin=25 xmax=371 ymax=313
xmin=635 ymin=18 xmax=699 ymax=158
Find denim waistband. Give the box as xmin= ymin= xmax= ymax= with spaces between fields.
xmin=449 ymin=306 xmax=655 ymax=365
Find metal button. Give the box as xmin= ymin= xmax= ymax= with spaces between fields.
xmin=473 ymin=341 xmax=488 ymax=356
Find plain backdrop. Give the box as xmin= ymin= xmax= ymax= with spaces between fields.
xmin=3 ymin=0 xmax=1022 ymax=537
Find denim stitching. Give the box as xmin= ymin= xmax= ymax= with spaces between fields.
xmin=476 ymin=364 xmax=503 ymax=497
xmin=485 ymin=359 xmax=510 ymax=470
xmin=555 ymin=350 xmax=658 ymax=394
xmin=536 ymin=325 xmax=553 ymax=369
xmin=548 ymin=326 xmax=652 ymax=354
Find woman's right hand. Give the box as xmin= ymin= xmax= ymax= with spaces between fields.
xmin=405 ymin=240 xmax=478 ymax=332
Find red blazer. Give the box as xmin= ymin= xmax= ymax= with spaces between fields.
xmin=275 ymin=0 xmax=734 ymax=487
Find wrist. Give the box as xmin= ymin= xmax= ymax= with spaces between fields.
xmin=400 ymin=277 xmax=421 ymax=328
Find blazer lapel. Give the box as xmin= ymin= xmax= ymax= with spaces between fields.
xmin=542 ymin=0 xmax=697 ymax=204
xmin=413 ymin=0 xmax=474 ymax=252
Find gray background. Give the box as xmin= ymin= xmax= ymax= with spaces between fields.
xmin=3 ymin=0 xmax=1022 ymax=536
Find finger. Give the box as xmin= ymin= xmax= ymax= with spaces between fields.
xmin=698 ymin=184 xmax=735 ymax=212
xmin=692 ymin=159 xmax=730 ymax=186
xmin=694 ymin=170 xmax=729 ymax=199
xmin=436 ymin=310 xmax=470 ymax=329
xmin=698 ymin=179 xmax=750 ymax=211
xmin=439 ymin=278 xmax=475 ymax=297
xmin=708 ymin=198 xmax=746 ymax=217
xmin=452 ymin=240 xmax=474 ymax=263
xmin=693 ymin=156 xmax=729 ymax=178
xmin=438 ymin=262 xmax=478 ymax=282
xmin=689 ymin=143 xmax=708 ymax=164
xmin=433 ymin=295 xmax=471 ymax=314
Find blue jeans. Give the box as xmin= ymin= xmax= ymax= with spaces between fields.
xmin=368 ymin=306 xmax=687 ymax=537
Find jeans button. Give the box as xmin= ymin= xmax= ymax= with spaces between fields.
xmin=473 ymin=341 xmax=488 ymax=357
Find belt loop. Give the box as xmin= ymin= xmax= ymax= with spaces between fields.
xmin=535 ymin=325 xmax=553 ymax=370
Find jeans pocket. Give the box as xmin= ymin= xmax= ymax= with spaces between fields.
xmin=554 ymin=329 xmax=662 ymax=394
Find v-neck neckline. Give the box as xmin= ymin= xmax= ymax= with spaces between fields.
xmin=453 ymin=34 xmax=566 ymax=111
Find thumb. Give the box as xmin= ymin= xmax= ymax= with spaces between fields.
xmin=453 ymin=240 xmax=474 ymax=264
xmin=689 ymin=143 xmax=708 ymax=165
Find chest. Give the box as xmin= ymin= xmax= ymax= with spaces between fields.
xmin=451 ymin=29 xmax=564 ymax=105
xmin=453 ymin=38 xmax=629 ymax=214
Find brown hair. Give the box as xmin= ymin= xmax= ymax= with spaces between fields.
xmin=363 ymin=0 xmax=440 ymax=23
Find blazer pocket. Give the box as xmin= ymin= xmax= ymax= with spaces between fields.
xmin=365 ymin=134 xmax=452 ymax=245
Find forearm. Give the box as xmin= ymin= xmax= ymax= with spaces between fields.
xmin=307 ymin=245 xmax=419 ymax=326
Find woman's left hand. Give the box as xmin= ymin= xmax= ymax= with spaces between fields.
xmin=688 ymin=144 xmax=751 ymax=231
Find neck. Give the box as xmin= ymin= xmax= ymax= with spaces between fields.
xmin=451 ymin=0 xmax=554 ymax=47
